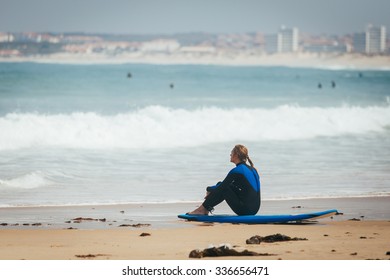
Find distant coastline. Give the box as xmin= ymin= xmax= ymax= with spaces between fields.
xmin=1 ymin=52 xmax=390 ymax=70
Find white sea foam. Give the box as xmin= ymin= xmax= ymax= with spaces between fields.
xmin=0 ymin=171 xmax=52 ymax=189
xmin=1 ymin=105 xmax=389 ymax=151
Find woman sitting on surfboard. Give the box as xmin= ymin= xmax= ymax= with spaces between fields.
xmin=188 ymin=144 xmax=261 ymax=216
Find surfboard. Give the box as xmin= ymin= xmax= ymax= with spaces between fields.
xmin=178 ymin=209 xmax=338 ymax=224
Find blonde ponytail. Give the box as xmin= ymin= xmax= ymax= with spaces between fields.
xmin=232 ymin=144 xmax=257 ymax=170
xmin=247 ymin=156 xmax=254 ymax=168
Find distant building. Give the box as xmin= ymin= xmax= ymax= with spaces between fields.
xmin=366 ymin=25 xmax=386 ymax=53
xmin=140 ymin=40 xmax=180 ymax=53
xmin=303 ymin=43 xmax=349 ymax=53
xmin=0 ymin=32 xmax=14 ymax=42
xmin=278 ymin=26 xmax=299 ymax=52
xmin=353 ymin=25 xmax=387 ymax=54
xmin=264 ymin=34 xmax=278 ymax=53
xmin=353 ymin=32 xmax=366 ymax=53
xmin=265 ymin=26 xmax=299 ymax=53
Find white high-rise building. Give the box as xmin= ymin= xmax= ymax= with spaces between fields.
xmin=366 ymin=25 xmax=386 ymax=54
xmin=277 ymin=26 xmax=299 ymax=53
xmin=264 ymin=26 xmax=299 ymax=53
xmin=353 ymin=25 xmax=386 ymax=54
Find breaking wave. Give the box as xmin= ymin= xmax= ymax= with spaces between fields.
xmin=1 ymin=105 xmax=389 ymax=150
xmin=0 ymin=171 xmax=52 ymax=189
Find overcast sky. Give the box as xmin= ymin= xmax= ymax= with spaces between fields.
xmin=1 ymin=0 xmax=389 ymax=35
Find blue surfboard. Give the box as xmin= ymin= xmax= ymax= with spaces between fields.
xmin=178 ymin=209 xmax=338 ymax=224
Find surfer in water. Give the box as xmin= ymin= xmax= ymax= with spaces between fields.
xmin=188 ymin=144 xmax=261 ymax=216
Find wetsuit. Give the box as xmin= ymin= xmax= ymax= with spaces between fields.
xmin=202 ymin=162 xmax=261 ymax=215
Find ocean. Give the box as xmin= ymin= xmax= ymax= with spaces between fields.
xmin=0 ymin=62 xmax=390 ymax=208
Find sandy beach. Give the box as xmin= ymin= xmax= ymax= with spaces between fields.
xmin=0 ymin=197 xmax=389 ymax=260
xmin=1 ymin=52 xmax=390 ymax=70
xmin=0 ymin=221 xmax=389 ymax=260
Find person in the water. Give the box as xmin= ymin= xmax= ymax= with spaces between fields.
xmin=188 ymin=144 xmax=261 ymax=216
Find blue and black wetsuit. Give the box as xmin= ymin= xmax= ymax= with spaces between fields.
xmin=203 ymin=162 xmax=261 ymax=215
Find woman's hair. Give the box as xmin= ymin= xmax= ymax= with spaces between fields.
xmin=232 ymin=144 xmax=255 ymax=169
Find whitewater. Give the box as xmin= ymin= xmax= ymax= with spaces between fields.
xmin=1 ymin=105 xmax=390 ymax=150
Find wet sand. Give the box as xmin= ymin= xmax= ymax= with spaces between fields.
xmin=0 ymin=197 xmax=389 ymax=260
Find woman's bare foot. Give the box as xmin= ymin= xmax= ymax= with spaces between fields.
xmin=188 ymin=205 xmax=209 ymax=215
